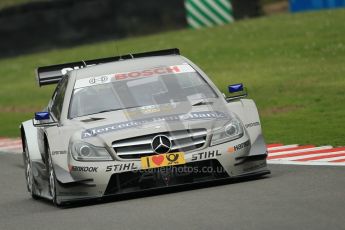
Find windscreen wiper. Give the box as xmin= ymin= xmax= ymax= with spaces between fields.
xmin=87 ymin=106 xmax=142 ymax=116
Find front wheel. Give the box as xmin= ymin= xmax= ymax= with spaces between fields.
xmin=24 ymin=138 xmax=39 ymax=200
xmin=47 ymin=146 xmax=60 ymax=206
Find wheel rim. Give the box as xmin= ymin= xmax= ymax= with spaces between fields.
xmin=26 ymin=158 xmax=32 ymax=192
xmin=25 ymin=144 xmax=33 ymax=193
xmin=48 ymin=154 xmax=56 ymax=200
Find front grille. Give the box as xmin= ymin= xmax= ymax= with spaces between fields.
xmin=112 ymin=129 xmax=207 ymax=159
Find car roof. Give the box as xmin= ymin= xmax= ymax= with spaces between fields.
xmin=72 ymin=55 xmax=188 ymax=80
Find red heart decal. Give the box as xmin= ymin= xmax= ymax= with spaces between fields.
xmin=152 ymin=155 xmax=164 ymax=166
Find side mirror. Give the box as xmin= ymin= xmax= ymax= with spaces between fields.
xmin=225 ymin=83 xmax=248 ymax=102
xmin=33 ymin=112 xmax=57 ymax=127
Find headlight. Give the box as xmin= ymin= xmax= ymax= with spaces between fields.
xmin=70 ymin=142 xmax=113 ymax=161
xmin=210 ymin=118 xmax=244 ymax=146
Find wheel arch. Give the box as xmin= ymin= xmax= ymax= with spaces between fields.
xmin=21 ymin=120 xmax=44 ymax=162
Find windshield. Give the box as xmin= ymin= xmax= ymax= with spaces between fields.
xmin=69 ymin=64 xmax=217 ymax=118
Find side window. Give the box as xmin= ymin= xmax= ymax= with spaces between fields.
xmin=51 ymin=77 xmax=68 ymax=121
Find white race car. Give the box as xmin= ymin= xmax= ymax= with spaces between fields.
xmin=21 ymin=48 xmax=269 ymax=206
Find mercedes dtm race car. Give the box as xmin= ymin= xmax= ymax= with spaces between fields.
xmin=21 ymin=48 xmax=270 ymax=206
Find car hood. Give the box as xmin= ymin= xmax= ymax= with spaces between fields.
xmin=65 ymin=100 xmax=233 ymax=146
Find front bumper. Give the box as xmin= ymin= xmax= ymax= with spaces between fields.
xmin=56 ymin=136 xmax=269 ymax=203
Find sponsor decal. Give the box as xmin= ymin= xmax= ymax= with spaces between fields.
xmin=227 ymin=147 xmax=235 ymax=153
xmin=81 ymin=111 xmax=228 ymax=139
xmin=191 ymin=150 xmax=221 ymax=161
xmin=106 ymin=162 xmax=138 ymax=173
xmin=75 ymin=74 xmax=112 ymax=89
xmin=70 ymin=166 xmax=98 ymax=172
xmin=74 ymin=64 xmax=195 ymax=89
xmin=51 ymin=151 xmax=67 ymax=155
xmin=245 ymin=122 xmax=260 ymax=129
xmin=227 ymin=140 xmax=250 ymax=153
xmin=125 ymin=105 xmax=172 ymax=116
xmin=115 ymin=65 xmax=183 ymax=80
xmin=141 ymin=152 xmax=185 ymax=169
xmin=89 ymin=75 xmax=109 ymax=84
xmin=139 ymin=105 xmax=160 ymax=114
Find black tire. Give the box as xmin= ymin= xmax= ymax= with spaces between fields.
xmin=46 ymin=146 xmax=61 ymax=206
xmin=24 ymin=138 xmax=40 ymax=200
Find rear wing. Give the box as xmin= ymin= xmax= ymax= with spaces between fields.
xmin=36 ymin=48 xmax=180 ymax=87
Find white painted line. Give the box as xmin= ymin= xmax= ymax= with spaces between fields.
xmin=267 ymin=144 xmax=299 ymax=151
xmin=0 ymin=143 xmax=22 ymax=148
xmin=0 ymin=142 xmax=22 ymax=150
xmin=311 ymin=155 xmax=345 ymax=162
xmin=0 ymin=144 xmax=23 ymax=149
xmin=0 ymin=149 xmax=22 ymax=153
xmin=268 ymin=146 xmax=333 ymax=156
xmin=275 ymin=150 xmax=345 ymax=161
xmin=267 ymin=160 xmax=345 ymax=166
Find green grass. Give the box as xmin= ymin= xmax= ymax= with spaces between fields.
xmin=1 ymin=9 xmax=345 ymax=146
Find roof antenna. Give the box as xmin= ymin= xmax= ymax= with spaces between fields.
xmin=129 ymin=53 xmax=134 ymax=59
xmin=81 ymin=60 xmax=87 ymax=67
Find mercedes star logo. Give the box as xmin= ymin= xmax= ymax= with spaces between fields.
xmin=151 ymin=135 xmax=172 ymax=154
